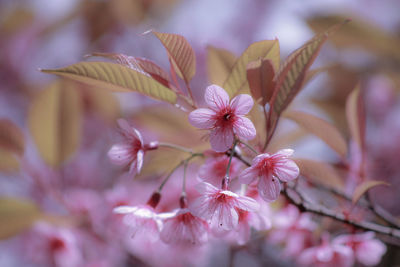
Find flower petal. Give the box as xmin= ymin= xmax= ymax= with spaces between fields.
xmin=136 ymin=149 xmax=144 ymax=173
xmin=204 ymin=84 xmax=230 ymax=111
xmin=238 ymin=166 xmax=258 ymax=185
xmin=233 ymin=116 xmax=256 ymax=140
xmin=113 ymin=206 xmax=138 ymax=214
xmin=188 ymin=108 xmax=216 ymax=129
xmin=108 ymin=144 xmax=135 ymax=166
xmin=209 ymin=127 xmax=234 ymax=152
xmin=274 ymin=159 xmax=299 ymax=182
xmin=231 ymin=94 xmax=254 ymax=115
xmin=117 ymin=119 xmax=143 ymax=143
xmin=277 ymin=149 xmax=294 ymax=157
xmin=258 ymin=174 xmax=281 ymax=202
xmin=235 ymin=195 xmax=260 ymax=212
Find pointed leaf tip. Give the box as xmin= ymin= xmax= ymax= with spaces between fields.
xmin=352 ymin=180 xmax=389 ymax=204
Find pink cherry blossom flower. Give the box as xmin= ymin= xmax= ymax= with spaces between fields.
xmin=188 ymin=84 xmax=256 ymax=152
xmin=108 ymin=119 xmax=157 ymax=176
xmin=114 ymin=204 xmax=162 ymax=241
xmin=190 ymin=182 xmax=259 ymax=232
xmin=198 ymin=152 xmax=242 ymax=186
xmin=239 ymin=149 xmax=299 ymax=202
xmin=160 ymin=208 xmax=209 ymax=246
xmin=298 ymin=234 xmax=355 ymax=267
xmin=332 ymin=232 xmax=386 ymax=266
xmin=269 ymin=204 xmax=316 ymax=257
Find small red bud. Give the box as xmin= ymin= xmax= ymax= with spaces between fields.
xmin=146 ymin=192 xmax=161 ymax=208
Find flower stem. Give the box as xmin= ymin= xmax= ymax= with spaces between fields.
xmin=222 ymin=139 xmax=238 ymax=190
xmin=158 ymin=153 xmax=202 ymax=192
xmin=158 ymin=142 xmax=193 ymax=154
xmin=239 ymin=140 xmax=258 ymax=154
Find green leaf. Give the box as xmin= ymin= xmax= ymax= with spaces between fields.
xmin=0 ymin=119 xmax=24 ymax=156
xmin=0 ymin=197 xmax=40 ymax=240
xmin=223 ymin=40 xmax=280 ymax=97
xmin=28 ymin=80 xmax=82 ymax=167
xmin=266 ymin=21 xmax=348 ymax=146
xmin=206 ymin=45 xmax=237 ymax=86
xmin=152 ymin=31 xmax=196 ymax=83
xmin=41 ymin=61 xmax=177 ymax=104
xmin=352 ymin=180 xmax=389 ymax=204
xmin=284 ymin=111 xmax=348 ymax=158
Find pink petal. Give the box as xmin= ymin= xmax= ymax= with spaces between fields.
xmin=277 ymin=149 xmax=294 ymax=157
xmin=209 ymin=127 xmax=234 ymax=152
xmin=117 ymin=119 xmax=143 ymax=143
xmin=188 ymin=108 xmax=216 ymax=129
xmin=274 ymin=159 xmax=299 ymax=182
xmin=195 ymin=182 xmax=219 ymax=195
xmin=230 ymin=94 xmax=254 ymax=115
xmin=356 ymin=239 xmax=386 ymax=266
xmin=235 ymin=195 xmax=260 ymax=212
xmin=204 ymin=84 xmax=230 ymax=111
xmin=238 ymin=166 xmax=258 ymax=185
xmin=253 ymin=153 xmax=270 ymax=166
xmin=233 ymin=116 xmax=256 ymax=140
xmin=108 ymin=144 xmax=135 ymax=166
xmin=258 ymin=174 xmax=281 ymax=202
xmin=135 ymin=149 xmax=144 ymax=173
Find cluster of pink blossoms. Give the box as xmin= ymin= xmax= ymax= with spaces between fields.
xmin=107 ymin=84 xmax=386 ymax=266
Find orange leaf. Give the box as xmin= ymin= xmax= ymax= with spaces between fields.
xmin=284 ymin=111 xmax=348 ymax=158
xmin=247 ymin=59 xmax=276 ymax=106
xmin=294 ymin=158 xmax=344 ymax=189
xmin=266 ymin=21 xmax=349 ymax=145
xmin=206 ymin=45 xmax=237 ymax=86
xmin=352 ymin=180 xmax=389 ymax=204
xmin=346 ymin=85 xmax=365 ymax=151
xmin=0 ymin=119 xmax=24 ymax=156
xmin=152 ymin=31 xmax=196 ymax=83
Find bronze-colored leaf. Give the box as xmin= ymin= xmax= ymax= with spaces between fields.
xmin=307 ymin=15 xmax=400 ymax=61
xmin=0 ymin=197 xmax=40 ymax=240
xmin=41 ymin=61 xmax=177 ymax=104
xmin=89 ymin=52 xmax=171 ymax=88
xmin=223 ymin=40 xmax=280 ymax=97
xmin=28 ymin=80 xmax=82 ymax=167
xmin=247 ymin=59 xmax=276 ymax=106
xmin=0 ymin=119 xmax=24 ymax=156
xmin=284 ymin=111 xmax=348 ymax=158
xmin=0 ymin=149 xmax=20 ymax=172
xmin=294 ymin=158 xmax=344 ymax=189
xmin=352 ymin=180 xmax=389 ymax=204
xmin=206 ymin=45 xmax=237 ymax=86
xmin=152 ymin=31 xmax=196 ymax=83
xmin=266 ymin=21 xmax=348 ymax=147
xmin=346 ymin=85 xmax=365 ymax=151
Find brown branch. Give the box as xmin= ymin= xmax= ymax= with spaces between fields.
xmin=231 ymin=152 xmax=400 ymax=241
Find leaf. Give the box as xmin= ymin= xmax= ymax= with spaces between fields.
xmin=152 ymin=31 xmax=196 ymax=83
xmin=81 ymin=85 xmax=121 ymax=122
xmin=294 ymin=158 xmax=344 ymax=189
xmin=352 ymin=180 xmax=389 ymax=204
xmin=346 ymin=85 xmax=365 ymax=151
xmin=284 ymin=111 xmax=348 ymax=158
xmin=247 ymin=59 xmax=276 ymax=105
xmin=28 ymin=80 xmax=82 ymax=167
xmin=206 ymin=45 xmax=237 ymax=86
xmin=0 ymin=119 xmax=24 ymax=156
xmin=223 ymin=40 xmax=280 ymax=97
xmin=0 ymin=149 xmax=20 ymax=172
xmin=0 ymin=197 xmax=40 ymax=240
xmin=41 ymin=61 xmax=177 ymax=104
xmin=307 ymin=15 xmax=400 ymax=61
xmin=266 ymin=21 xmax=348 ymax=145
xmin=89 ymin=52 xmax=172 ymax=88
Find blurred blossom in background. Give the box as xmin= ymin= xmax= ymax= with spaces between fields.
xmin=1 ymin=0 xmax=400 ymax=266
